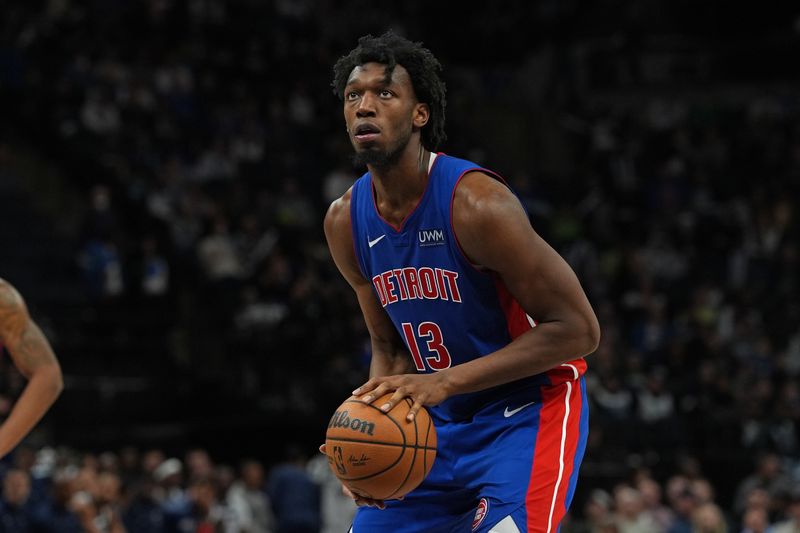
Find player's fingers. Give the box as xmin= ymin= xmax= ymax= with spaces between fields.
xmin=406 ymin=397 xmax=424 ymax=421
xmin=361 ymin=381 xmax=392 ymax=404
xmin=380 ymin=387 xmax=408 ymax=412
xmin=318 ymin=443 xmax=326 ymax=454
xmin=352 ymin=377 xmax=380 ymax=397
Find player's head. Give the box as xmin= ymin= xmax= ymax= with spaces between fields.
xmin=332 ymin=31 xmax=447 ymax=167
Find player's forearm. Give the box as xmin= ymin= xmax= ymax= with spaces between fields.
xmin=441 ymin=320 xmax=598 ymax=396
xmin=369 ymin=341 xmax=413 ymax=378
xmin=0 ymin=363 xmax=63 ymax=456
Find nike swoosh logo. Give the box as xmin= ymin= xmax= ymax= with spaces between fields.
xmin=368 ymin=235 xmax=386 ymax=248
xmin=503 ymin=401 xmax=537 ymax=418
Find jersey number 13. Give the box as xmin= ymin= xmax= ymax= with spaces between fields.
xmin=401 ymin=321 xmax=453 ymax=372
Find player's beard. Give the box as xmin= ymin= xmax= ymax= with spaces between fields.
xmin=352 ymin=128 xmax=412 ymax=170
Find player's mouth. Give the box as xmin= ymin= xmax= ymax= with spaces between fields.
xmin=353 ymin=123 xmax=381 ymax=143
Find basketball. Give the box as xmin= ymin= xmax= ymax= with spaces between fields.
xmin=324 ymin=393 xmax=437 ymax=500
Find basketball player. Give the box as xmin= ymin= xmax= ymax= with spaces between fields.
xmin=0 ymin=278 xmax=63 ymax=458
xmin=323 ymin=32 xmax=600 ymax=532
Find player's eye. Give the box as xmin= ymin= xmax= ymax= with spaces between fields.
xmin=379 ymin=90 xmax=393 ymax=98
xmin=346 ymin=91 xmax=360 ymax=101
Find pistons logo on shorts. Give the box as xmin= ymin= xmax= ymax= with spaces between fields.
xmin=472 ymin=497 xmax=489 ymax=531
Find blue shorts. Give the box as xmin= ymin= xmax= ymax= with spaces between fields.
xmin=350 ymin=376 xmax=589 ymax=533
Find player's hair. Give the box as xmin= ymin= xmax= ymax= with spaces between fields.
xmin=332 ymin=31 xmax=447 ymax=151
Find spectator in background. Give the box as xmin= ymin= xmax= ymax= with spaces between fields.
xmin=692 ymin=503 xmax=728 ymax=533
xmin=638 ymin=477 xmax=675 ymax=532
xmin=740 ymin=507 xmax=773 ymax=533
xmin=185 ymin=450 xmax=215 ymax=482
xmin=306 ymin=453 xmax=356 ymax=533
xmin=734 ymin=454 xmax=792 ymax=518
xmin=0 ymin=468 xmax=33 ymax=532
xmin=772 ymin=489 xmax=800 ymax=533
xmin=78 ymin=185 xmax=125 ymax=299
xmin=197 ymin=218 xmax=244 ymax=284
xmin=667 ymin=478 xmax=698 ymax=533
xmin=612 ymin=485 xmax=658 ymax=533
xmin=122 ymin=476 xmax=166 ymax=533
xmin=580 ymin=489 xmax=616 ymax=533
xmin=69 ymin=469 xmax=127 ymax=533
xmin=226 ymin=460 xmax=274 ymax=533
xmin=31 ymin=469 xmax=83 ymax=533
xmin=140 ymin=237 xmax=170 ymax=297
xmin=267 ymin=447 xmax=320 ymax=533
xmin=153 ymin=458 xmax=185 ymax=506
xmin=163 ymin=476 xmax=237 ymax=533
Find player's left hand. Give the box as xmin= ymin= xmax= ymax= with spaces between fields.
xmin=352 ymin=372 xmax=451 ymax=421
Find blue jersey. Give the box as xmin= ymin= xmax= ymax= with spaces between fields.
xmin=350 ymin=153 xmax=586 ymax=423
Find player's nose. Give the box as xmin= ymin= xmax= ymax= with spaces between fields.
xmin=356 ymin=93 xmax=377 ymax=117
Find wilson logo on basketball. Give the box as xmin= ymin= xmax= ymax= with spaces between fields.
xmin=472 ymin=497 xmax=489 ymax=531
xmin=328 ymin=410 xmax=376 ymax=436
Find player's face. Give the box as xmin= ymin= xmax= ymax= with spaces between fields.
xmin=343 ymin=62 xmax=425 ymax=167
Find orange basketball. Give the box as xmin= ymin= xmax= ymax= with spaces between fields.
xmin=325 ymin=393 xmax=437 ymax=500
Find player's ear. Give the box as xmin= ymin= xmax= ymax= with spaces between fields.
xmin=413 ymin=103 xmax=429 ymax=129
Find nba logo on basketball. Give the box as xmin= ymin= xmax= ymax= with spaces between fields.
xmin=472 ymin=497 xmax=489 ymax=530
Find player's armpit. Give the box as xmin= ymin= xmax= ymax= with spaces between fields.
xmin=354 ymin=284 xmax=413 ymax=377
xmin=324 ymin=190 xmax=413 ymax=378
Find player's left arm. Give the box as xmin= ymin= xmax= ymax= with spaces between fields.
xmin=0 ymin=279 xmax=64 ymax=458
xmin=356 ymin=172 xmax=599 ymax=419
xmin=440 ymin=171 xmax=600 ymax=392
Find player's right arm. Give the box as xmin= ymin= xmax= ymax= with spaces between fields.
xmin=324 ymin=188 xmax=413 ymax=378
xmin=321 ymin=188 xmax=411 ymax=510
xmin=0 ymin=279 xmax=64 ymax=458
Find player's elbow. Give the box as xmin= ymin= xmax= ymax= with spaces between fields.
xmin=580 ymin=312 xmax=601 ymax=356
xmin=42 ymin=362 xmax=64 ymax=399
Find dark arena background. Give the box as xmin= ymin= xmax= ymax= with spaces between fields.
xmin=1 ymin=1 xmax=800 ymax=531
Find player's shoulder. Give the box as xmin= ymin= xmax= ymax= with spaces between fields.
xmin=324 ymin=185 xmax=354 ymax=235
xmin=0 ymin=278 xmax=23 ymax=307
xmin=453 ymin=170 xmax=516 ymax=216
xmin=0 ymin=278 xmax=27 ymax=321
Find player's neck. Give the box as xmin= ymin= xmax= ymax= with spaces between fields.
xmin=369 ymin=143 xmax=431 ymax=222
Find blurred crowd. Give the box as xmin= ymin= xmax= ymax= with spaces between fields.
xmin=1 ymin=0 xmax=800 ymax=531
xmin=1 ymin=446 xmax=800 ymax=533
xmin=0 ymin=445 xmax=356 ymax=533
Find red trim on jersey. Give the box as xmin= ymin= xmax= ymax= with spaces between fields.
xmin=493 ymin=275 xmax=536 ymax=339
xmin=493 ymin=276 xmax=587 ymax=385
xmin=526 ymin=380 xmax=585 ymax=533
xmin=369 ymin=153 xmax=443 ymax=232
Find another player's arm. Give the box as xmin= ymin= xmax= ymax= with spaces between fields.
xmin=0 ymin=279 xmax=64 ymax=458
xmin=324 ymin=188 xmax=413 ymax=378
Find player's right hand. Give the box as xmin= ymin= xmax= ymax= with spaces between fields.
xmin=318 ymin=444 xmax=389 ymax=509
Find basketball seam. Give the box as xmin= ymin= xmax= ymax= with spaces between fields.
xmin=326 ymin=437 xmax=436 ymax=450
xmin=423 ymin=414 xmax=432 ymax=476
xmin=386 ymin=404 xmax=420 ymax=500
